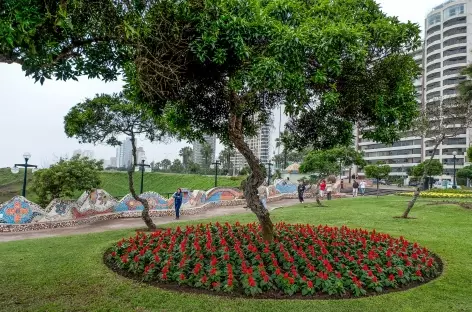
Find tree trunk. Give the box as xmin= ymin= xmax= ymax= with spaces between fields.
xmin=402 ymin=138 xmax=443 ymax=218
xmin=314 ymin=179 xmax=324 ymax=206
xmin=228 ymin=110 xmax=274 ymax=242
xmin=129 ymin=134 xmax=156 ymax=230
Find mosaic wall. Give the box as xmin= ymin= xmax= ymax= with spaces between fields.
xmin=205 ymin=187 xmax=242 ymax=203
xmin=0 ymin=196 xmax=45 ymax=224
xmin=72 ymin=189 xmax=117 ymax=218
xmin=274 ymin=179 xmax=298 ymax=194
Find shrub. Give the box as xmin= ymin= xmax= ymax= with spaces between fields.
xmin=106 ymin=223 xmax=440 ymax=297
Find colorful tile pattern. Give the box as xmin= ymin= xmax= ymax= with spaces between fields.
xmin=0 ymin=196 xmax=45 ymax=224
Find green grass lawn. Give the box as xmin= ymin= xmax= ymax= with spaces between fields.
xmin=0 ymin=169 xmax=244 ymax=203
xmin=0 ymin=196 xmax=471 ymax=312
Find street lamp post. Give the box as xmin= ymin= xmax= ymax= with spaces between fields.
xmin=136 ymin=157 xmax=150 ymax=194
xmin=212 ymin=160 xmax=220 ymax=187
xmin=453 ymin=151 xmax=457 ymax=189
xmin=12 ymin=152 xmax=37 ymax=197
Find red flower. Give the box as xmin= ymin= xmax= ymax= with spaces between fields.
xmin=154 ymin=255 xmax=160 ymax=262
xmin=389 ymin=274 xmax=395 ymax=281
xmin=212 ymin=282 xmax=219 ymax=288
xmin=372 ymin=276 xmax=378 ymax=283
xmin=248 ymin=275 xmax=256 ymax=287
xmin=210 ymin=267 xmax=217 ymax=275
xmin=201 ymin=275 xmax=208 ymax=283
xmin=111 ymin=251 xmax=116 ymax=257
xmin=416 ymin=270 xmax=422 ymax=277
xmin=180 ymin=273 xmax=185 ymax=280
xmin=336 ymin=271 xmax=342 ymax=279
xmin=397 ymin=269 xmax=404 ymax=277
xmin=227 ymin=279 xmax=233 ymax=286
xmin=224 ymin=253 xmax=230 ymax=261
xmin=275 ymin=268 xmax=281 ymax=275
xmin=211 ymin=255 xmax=217 ymax=266
xmin=307 ymin=280 xmax=314 ymax=288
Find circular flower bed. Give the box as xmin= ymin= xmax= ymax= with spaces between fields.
xmin=105 ymin=222 xmax=441 ymax=298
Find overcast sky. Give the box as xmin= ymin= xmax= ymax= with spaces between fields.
xmin=0 ymin=0 xmax=443 ymax=168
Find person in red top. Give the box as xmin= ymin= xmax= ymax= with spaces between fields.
xmin=319 ymin=180 xmax=327 ymax=198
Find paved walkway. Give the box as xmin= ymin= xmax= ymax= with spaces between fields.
xmin=0 ymin=197 xmax=318 ymax=243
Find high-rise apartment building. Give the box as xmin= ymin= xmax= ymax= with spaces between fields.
xmin=137 ymin=147 xmax=146 ymax=163
xmin=116 ymin=137 xmax=133 ymax=169
xmin=192 ymin=135 xmax=217 ymax=167
xmin=356 ymin=0 xmax=472 ymax=181
xmin=232 ymin=123 xmax=271 ymax=171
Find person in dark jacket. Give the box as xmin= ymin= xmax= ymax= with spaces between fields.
xmin=297 ymin=181 xmax=305 ymax=203
xmin=173 ymin=188 xmax=183 ymax=220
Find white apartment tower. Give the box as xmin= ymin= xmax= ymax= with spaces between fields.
xmin=357 ymin=0 xmax=472 ymax=181
xmin=232 ymin=123 xmax=271 ymax=171
xmin=116 ymin=137 xmax=133 ymax=169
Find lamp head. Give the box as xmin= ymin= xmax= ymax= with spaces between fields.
xmin=453 ymin=151 xmax=457 ymax=156
xmin=23 ymin=152 xmax=31 ymax=161
xmin=10 ymin=167 xmax=19 ymax=174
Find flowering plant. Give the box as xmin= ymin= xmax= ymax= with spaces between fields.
xmin=107 ymin=222 xmax=440 ymax=297
xmin=398 ymin=191 xmax=472 ymax=198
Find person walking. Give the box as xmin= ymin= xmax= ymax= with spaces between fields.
xmin=173 ymin=188 xmax=183 ymax=220
xmin=297 ymin=181 xmax=306 ymax=203
xmin=359 ymin=180 xmax=366 ymax=196
xmin=352 ymin=180 xmax=359 ymax=197
xmin=319 ymin=180 xmax=326 ymax=198
xmin=326 ymin=181 xmax=333 ymax=200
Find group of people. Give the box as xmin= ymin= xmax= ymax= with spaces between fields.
xmin=296 ymin=178 xmax=368 ymax=203
xmin=351 ymin=180 xmax=367 ymax=197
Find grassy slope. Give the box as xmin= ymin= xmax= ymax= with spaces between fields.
xmin=0 ymin=196 xmax=471 ymax=312
xmin=99 ymin=171 xmax=244 ymax=197
xmin=0 ymin=170 xmax=244 ymax=203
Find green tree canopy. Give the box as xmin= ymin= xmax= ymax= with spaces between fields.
xmin=64 ymin=93 xmax=167 ymax=149
xmin=457 ymin=165 xmax=472 ymax=181
xmin=170 ymin=159 xmax=184 ymax=173
xmin=2 ymin=0 xmax=421 ymax=241
xmin=32 ymin=155 xmax=103 ymax=206
xmin=179 ymin=147 xmax=193 ymax=169
xmin=409 ymin=160 xmax=443 ymax=178
xmin=300 ymin=147 xmax=365 ymax=178
xmin=364 ymin=162 xmax=391 ymax=192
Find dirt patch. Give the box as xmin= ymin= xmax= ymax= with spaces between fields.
xmin=103 ymin=248 xmax=443 ymax=300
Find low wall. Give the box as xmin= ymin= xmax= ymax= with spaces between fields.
xmin=0 ymin=192 xmax=314 ymax=233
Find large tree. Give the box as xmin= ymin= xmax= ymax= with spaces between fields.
xmin=63 ymin=93 xmax=168 ymax=230
xmin=201 ymin=142 xmax=214 ymax=173
xmin=2 ymin=0 xmax=421 ymax=241
xmin=32 ymin=155 xmax=103 ymax=207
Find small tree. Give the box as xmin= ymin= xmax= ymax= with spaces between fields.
xmin=457 ymin=165 xmax=472 ymax=186
xmin=64 ymin=93 xmax=168 ymax=230
xmin=160 ymin=159 xmax=172 ymax=172
xmin=467 ymin=146 xmax=472 ymax=163
xmin=409 ymin=160 xmax=443 ymax=190
xmin=32 ymin=155 xmax=103 ymax=206
xmin=364 ymin=162 xmax=392 ymax=195
xmin=170 ymin=159 xmax=184 ymax=173
xmin=300 ymin=147 xmax=365 ymax=205
xmin=404 ymin=95 xmax=472 ymax=217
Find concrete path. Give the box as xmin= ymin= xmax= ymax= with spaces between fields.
xmin=0 ymin=197 xmax=318 ymax=243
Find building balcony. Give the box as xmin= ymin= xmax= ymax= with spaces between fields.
xmin=427 ymin=34 xmax=442 ymax=46
xmin=443 ymin=26 xmax=467 ymax=39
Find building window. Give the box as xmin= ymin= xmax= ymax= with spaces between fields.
xmin=428 ymin=13 xmax=441 ymax=26
xmin=444 ymin=4 xmax=465 ymax=19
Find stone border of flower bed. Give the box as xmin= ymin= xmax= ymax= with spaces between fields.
xmin=0 ymin=192 xmax=329 ymax=233
xmin=102 ymin=226 xmax=444 ymax=300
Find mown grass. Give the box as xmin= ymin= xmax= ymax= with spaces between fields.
xmin=0 ymin=196 xmax=471 ymax=312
